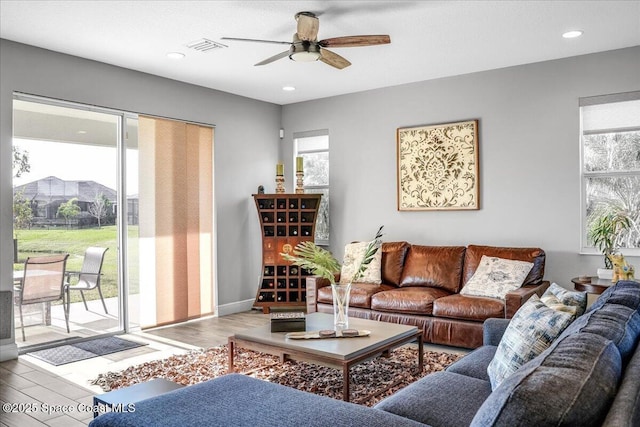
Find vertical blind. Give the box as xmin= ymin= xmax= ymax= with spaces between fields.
xmin=138 ymin=116 xmax=214 ymax=326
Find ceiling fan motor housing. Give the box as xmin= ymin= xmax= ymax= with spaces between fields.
xmin=289 ymin=36 xmax=321 ymax=62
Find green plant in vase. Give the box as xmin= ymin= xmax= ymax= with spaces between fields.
xmin=588 ymin=209 xmax=631 ymax=270
xmin=282 ymin=226 xmax=384 ymax=328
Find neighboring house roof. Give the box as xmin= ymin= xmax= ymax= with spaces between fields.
xmin=14 ymin=176 xmax=116 ymax=203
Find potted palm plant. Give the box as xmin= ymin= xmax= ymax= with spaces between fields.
xmin=588 ymin=209 xmax=631 ymax=278
xmin=282 ymin=226 xmax=383 ymax=328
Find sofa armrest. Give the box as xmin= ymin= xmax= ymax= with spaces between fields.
xmin=305 ymin=276 xmax=334 ymax=313
xmin=505 ymin=280 xmax=550 ymax=318
xmin=483 ymin=318 xmax=510 ymax=346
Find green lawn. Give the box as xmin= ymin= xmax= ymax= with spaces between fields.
xmin=14 ymin=225 xmax=139 ymax=304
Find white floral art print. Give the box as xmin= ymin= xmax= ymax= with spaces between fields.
xmin=397 ymin=120 xmax=479 ymax=210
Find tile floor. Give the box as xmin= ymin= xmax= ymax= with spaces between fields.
xmin=1 ymin=310 xmax=466 ymax=426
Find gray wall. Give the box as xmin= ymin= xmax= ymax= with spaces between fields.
xmin=0 ymin=39 xmax=279 ymax=357
xmin=281 ymin=46 xmax=640 ymax=287
xmin=2 ymin=38 xmax=638 ymax=359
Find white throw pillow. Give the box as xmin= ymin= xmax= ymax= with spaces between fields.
xmin=539 ymin=293 xmax=578 ymax=316
xmin=487 ymin=294 xmax=575 ymax=390
xmin=460 ymin=255 xmax=534 ymax=300
xmin=339 ymin=241 xmax=382 ymax=284
xmin=541 ymin=282 xmax=587 ymax=317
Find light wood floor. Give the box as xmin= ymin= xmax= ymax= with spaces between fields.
xmin=0 ymin=310 xmax=271 ymax=427
xmin=0 ymin=310 xmax=465 ymax=426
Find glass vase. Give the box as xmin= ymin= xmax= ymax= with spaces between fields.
xmin=331 ymin=283 xmax=351 ymax=329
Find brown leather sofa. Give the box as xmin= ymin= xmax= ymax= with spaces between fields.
xmin=306 ymin=243 xmax=550 ymax=349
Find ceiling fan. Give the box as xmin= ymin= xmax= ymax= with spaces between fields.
xmin=222 ymin=11 xmax=390 ymax=69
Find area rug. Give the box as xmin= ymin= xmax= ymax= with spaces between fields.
xmin=91 ymin=345 xmax=462 ymax=406
xmin=28 ymin=336 xmax=146 ymax=366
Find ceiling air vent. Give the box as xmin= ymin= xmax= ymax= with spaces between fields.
xmin=186 ymin=38 xmax=228 ymax=53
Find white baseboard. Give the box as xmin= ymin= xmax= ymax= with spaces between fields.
xmin=215 ymin=298 xmax=256 ymax=317
xmin=0 ymin=343 xmax=18 ymax=361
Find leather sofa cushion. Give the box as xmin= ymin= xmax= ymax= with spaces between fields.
xmin=433 ymin=294 xmax=505 ymax=321
xmin=399 ymin=245 xmax=466 ymax=292
xmin=431 ymin=318 xmax=485 ymax=349
xmin=371 ymin=287 xmax=452 ymax=315
xmin=463 ymin=245 xmax=545 ymax=286
xmin=381 ymin=241 xmax=410 ymax=286
xmin=317 ymin=283 xmax=395 ymax=309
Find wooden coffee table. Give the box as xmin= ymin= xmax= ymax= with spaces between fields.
xmin=228 ymin=312 xmax=423 ymax=402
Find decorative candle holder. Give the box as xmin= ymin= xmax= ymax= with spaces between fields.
xmin=295 ymin=171 xmax=304 ymax=193
xmin=275 ymin=175 xmax=285 ymax=193
xmin=275 ymin=163 xmax=285 ymax=193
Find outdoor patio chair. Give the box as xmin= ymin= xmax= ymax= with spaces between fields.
xmin=65 ymin=247 xmax=109 ymax=314
xmin=14 ymin=254 xmax=70 ymax=341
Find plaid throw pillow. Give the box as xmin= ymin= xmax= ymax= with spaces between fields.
xmin=487 ymin=294 xmax=575 ymax=390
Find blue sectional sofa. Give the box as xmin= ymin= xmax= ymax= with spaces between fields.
xmin=90 ymin=280 xmax=640 ymax=427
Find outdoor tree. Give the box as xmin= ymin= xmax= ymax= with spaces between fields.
xmin=584 ymin=131 xmax=640 ymax=249
xmin=12 ymin=145 xmax=30 ymax=178
xmin=88 ymin=192 xmax=112 ymax=228
xmin=13 ymin=191 xmax=33 ymax=230
xmin=57 ymin=198 xmax=81 ymax=229
xmin=12 ymin=145 xmax=32 ymax=261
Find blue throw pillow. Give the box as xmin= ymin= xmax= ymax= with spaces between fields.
xmin=487 ymin=294 xmax=574 ymax=389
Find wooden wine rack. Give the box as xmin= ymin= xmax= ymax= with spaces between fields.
xmin=253 ymin=194 xmax=322 ymax=313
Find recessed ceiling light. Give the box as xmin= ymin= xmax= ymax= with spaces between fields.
xmin=562 ymin=30 xmax=583 ymax=39
xmin=167 ymin=52 xmax=186 ymax=60
xmin=77 ymin=130 xmax=87 ymax=134
xmin=282 ymin=86 xmax=296 ymax=91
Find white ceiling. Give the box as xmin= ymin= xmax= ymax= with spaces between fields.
xmin=1 ymin=1 xmax=639 ymax=105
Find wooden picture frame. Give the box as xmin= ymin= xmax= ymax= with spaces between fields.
xmin=397 ymin=120 xmax=479 ymax=211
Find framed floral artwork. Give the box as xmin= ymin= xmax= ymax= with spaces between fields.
xmin=397 ymin=120 xmax=479 ymax=210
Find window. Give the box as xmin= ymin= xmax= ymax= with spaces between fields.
xmin=294 ymin=131 xmax=329 ymax=245
xmin=580 ymin=92 xmax=640 ymax=254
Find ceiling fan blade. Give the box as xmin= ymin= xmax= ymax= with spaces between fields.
xmin=296 ymin=12 xmax=319 ymax=41
xmin=255 ymin=50 xmax=291 ymax=66
xmin=319 ymin=35 xmax=391 ymax=48
xmin=319 ymin=48 xmax=351 ymax=70
xmin=221 ymin=37 xmax=291 ymax=45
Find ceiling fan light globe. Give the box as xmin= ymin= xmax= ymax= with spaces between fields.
xmin=290 ymin=51 xmax=321 ymax=62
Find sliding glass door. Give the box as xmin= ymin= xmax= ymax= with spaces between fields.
xmin=12 ymin=94 xmax=139 ymax=349
xmin=12 ymin=94 xmax=215 ymax=349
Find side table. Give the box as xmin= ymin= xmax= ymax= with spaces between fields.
xmin=571 ymin=277 xmax=614 ymax=295
xmin=93 ymin=378 xmax=184 ymax=418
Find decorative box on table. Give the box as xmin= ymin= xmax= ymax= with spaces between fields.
xmin=270 ymin=311 xmax=306 ymax=332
